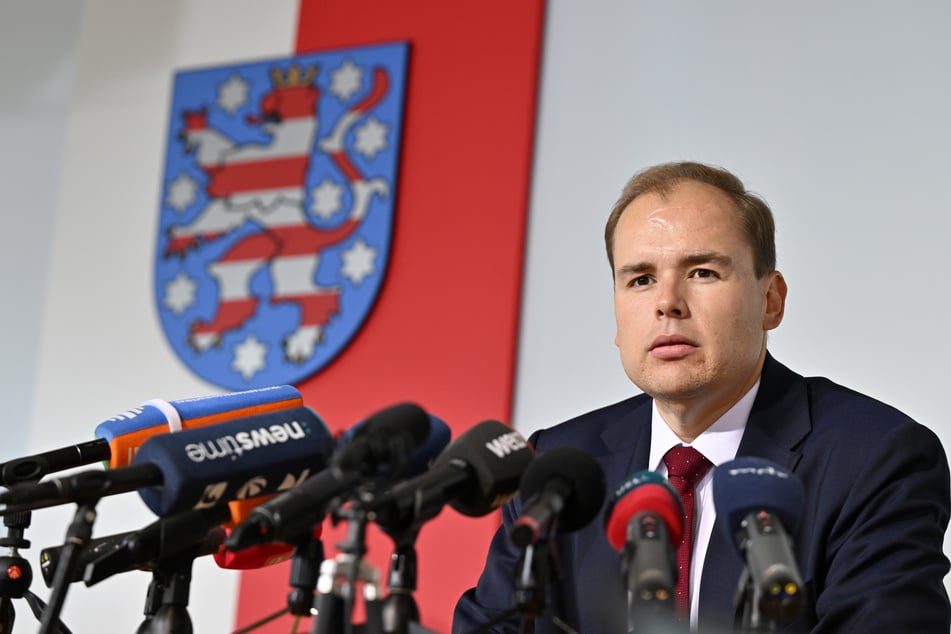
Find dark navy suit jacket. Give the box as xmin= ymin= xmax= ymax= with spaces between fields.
xmin=453 ymin=355 xmax=951 ymax=633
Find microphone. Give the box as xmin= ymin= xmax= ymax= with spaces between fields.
xmin=39 ymin=507 xmax=232 ymax=587
xmin=312 ymin=420 xmax=532 ymax=634
xmin=712 ymin=457 xmax=806 ymax=625
xmin=39 ymin=532 xmax=137 ymax=587
xmin=0 ymin=406 xmax=334 ymax=516
xmin=95 ymin=384 xmax=304 ymax=468
xmin=509 ymin=447 xmax=606 ymax=547
xmin=0 ymin=385 xmax=303 ymax=485
xmin=604 ymin=470 xmax=684 ymax=623
xmin=328 ymin=402 xmax=431 ymax=474
xmin=336 ymin=409 xmax=453 ymax=479
xmin=225 ymin=403 xmax=440 ymax=549
xmin=213 ymin=407 xmax=424 ymax=567
xmin=367 ymin=420 xmax=534 ymax=531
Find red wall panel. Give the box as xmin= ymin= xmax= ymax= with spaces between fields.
xmin=233 ymin=1 xmax=545 ymax=632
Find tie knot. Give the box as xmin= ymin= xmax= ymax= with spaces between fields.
xmin=663 ymin=445 xmax=712 ymax=489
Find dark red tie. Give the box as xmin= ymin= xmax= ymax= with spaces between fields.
xmin=663 ymin=445 xmax=713 ymax=619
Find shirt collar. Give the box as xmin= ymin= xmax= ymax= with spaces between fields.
xmin=649 ymin=379 xmax=760 ymax=471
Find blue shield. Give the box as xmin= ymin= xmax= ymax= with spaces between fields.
xmin=154 ymin=42 xmax=408 ymax=389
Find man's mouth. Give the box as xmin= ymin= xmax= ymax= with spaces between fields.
xmin=649 ymin=335 xmax=697 ymax=359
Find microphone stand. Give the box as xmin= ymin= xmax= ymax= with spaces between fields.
xmin=734 ymin=566 xmax=768 ymax=633
xmin=469 ymin=527 xmax=578 ymax=634
xmin=0 ymin=457 xmax=77 ymax=634
xmin=137 ymin=574 xmax=166 ymax=634
xmin=128 ymin=531 xmax=215 ymax=633
xmin=381 ymin=531 xmax=419 ymax=634
xmin=379 ymin=528 xmax=439 ymax=634
xmin=100 ymin=520 xmax=223 ymax=634
xmin=39 ymin=499 xmax=99 ymax=634
xmin=311 ymin=510 xmax=383 ymax=634
xmin=515 ymin=515 xmax=583 ymax=634
xmin=138 ymin=562 xmax=195 ymax=634
xmin=0 ymin=510 xmax=73 ymax=634
xmin=514 ymin=541 xmax=549 ymax=634
xmin=464 ymin=538 xmax=577 ymax=634
xmin=287 ymin=532 xmax=326 ymax=617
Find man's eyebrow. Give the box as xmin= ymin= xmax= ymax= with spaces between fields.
xmin=614 ymin=252 xmax=733 ymax=277
xmin=615 ymin=261 xmax=653 ymax=278
xmin=682 ymin=252 xmax=733 ymax=267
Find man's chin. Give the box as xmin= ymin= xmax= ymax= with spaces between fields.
xmin=631 ymin=371 xmax=708 ymax=403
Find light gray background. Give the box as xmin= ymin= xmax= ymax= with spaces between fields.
xmin=2 ymin=1 xmax=948 ymax=631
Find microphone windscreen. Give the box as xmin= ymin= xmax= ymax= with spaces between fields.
xmin=331 ymin=402 xmax=432 ymax=472
xmin=350 ymin=402 xmax=430 ymax=443
xmin=604 ymin=470 xmax=684 ymax=551
xmin=338 ymin=413 xmax=452 ymax=478
xmin=712 ymin=457 xmax=805 ymax=554
xmin=226 ymin=496 xmax=271 ymax=527
xmin=133 ymin=406 xmax=334 ymax=516
xmin=95 ymin=385 xmax=303 ymax=468
xmin=518 ymin=447 xmax=606 ymax=532
xmin=169 ymin=385 xmax=303 ymax=424
xmin=435 ymin=420 xmax=534 ymax=517
xmin=406 ymin=414 xmax=452 ymax=474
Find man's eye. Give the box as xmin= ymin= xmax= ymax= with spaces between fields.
xmin=629 ymin=275 xmax=652 ymax=287
xmin=691 ymin=268 xmax=718 ymax=279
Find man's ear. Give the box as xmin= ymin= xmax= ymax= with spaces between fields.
xmin=763 ymin=271 xmax=787 ymax=331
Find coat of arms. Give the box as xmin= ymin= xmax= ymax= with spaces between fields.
xmin=154 ymin=42 xmax=408 ymax=389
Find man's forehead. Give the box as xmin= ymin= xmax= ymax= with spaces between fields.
xmin=618 ymin=203 xmax=741 ymax=243
xmin=627 ymin=182 xmax=737 ymax=221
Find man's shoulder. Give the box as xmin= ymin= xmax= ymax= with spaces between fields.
xmin=529 ymin=393 xmax=651 ymax=451
xmin=765 ymin=354 xmax=921 ymax=433
xmin=801 ymin=373 xmax=918 ymax=431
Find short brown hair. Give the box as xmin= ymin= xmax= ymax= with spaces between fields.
xmin=604 ymin=162 xmax=776 ymax=278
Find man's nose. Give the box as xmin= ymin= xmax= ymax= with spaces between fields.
xmin=656 ymin=281 xmax=688 ymax=318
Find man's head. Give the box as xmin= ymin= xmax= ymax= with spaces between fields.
xmin=607 ymin=162 xmax=787 ymax=439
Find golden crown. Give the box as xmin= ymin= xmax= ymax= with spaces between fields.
xmin=270 ymin=64 xmax=317 ymax=88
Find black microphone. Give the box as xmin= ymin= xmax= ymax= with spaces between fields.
xmin=604 ymin=470 xmax=685 ymax=628
xmin=0 ymin=441 xmax=111 ymax=487
xmin=329 ymin=402 xmax=430 ymax=473
xmin=508 ymin=447 xmax=605 ymax=548
xmin=0 ymin=407 xmax=334 ymax=516
xmin=366 ymin=420 xmax=534 ymax=531
xmin=39 ymin=532 xmax=134 ymax=587
xmin=712 ymin=457 xmax=806 ymax=626
xmin=39 ymin=507 xmax=231 ymax=587
xmin=226 ymin=403 xmax=438 ymax=549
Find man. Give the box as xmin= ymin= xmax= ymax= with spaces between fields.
xmin=453 ymin=162 xmax=951 ymax=633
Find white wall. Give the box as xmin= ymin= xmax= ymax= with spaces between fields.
xmin=3 ymin=1 xmax=950 ymax=632
xmin=0 ymin=1 xmax=81 ymax=459
xmin=6 ymin=2 xmax=299 ymax=631
xmin=516 ymin=1 xmax=951 ymax=448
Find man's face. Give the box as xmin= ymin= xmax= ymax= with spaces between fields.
xmin=612 ymin=181 xmax=785 ymax=419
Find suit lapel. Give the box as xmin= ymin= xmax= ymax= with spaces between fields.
xmin=698 ymin=354 xmax=812 ymax=630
